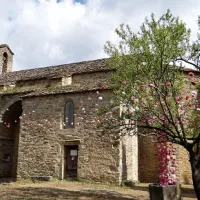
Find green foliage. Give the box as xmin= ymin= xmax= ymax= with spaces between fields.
xmin=104 ymin=10 xmax=200 ymax=147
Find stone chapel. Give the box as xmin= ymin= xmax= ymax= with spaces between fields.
xmin=0 ymin=44 xmax=192 ymax=184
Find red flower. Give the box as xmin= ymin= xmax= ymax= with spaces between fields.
xmin=165 ymin=82 xmax=171 ymax=87
xmin=180 ymin=106 xmax=184 ymax=110
xmin=185 ymin=96 xmax=189 ymax=100
xmin=176 ymin=97 xmax=182 ymax=102
xmin=113 ymin=110 xmax=119 ymax=115
xmin=149 ymin=84 xmax=155 ymax=88
xmin=188 ymin=72 xmax=194 ymax=77
xmin=154 ymin=102 xmax=158 ymax=107
xmin=191 ymin=81 xmax=196 ymax=86
xmin=131 ymin=96 xmax=135 ymax=101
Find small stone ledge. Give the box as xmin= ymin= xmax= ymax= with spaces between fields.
xmin=31 ymin=176 xmax=53 ymax=181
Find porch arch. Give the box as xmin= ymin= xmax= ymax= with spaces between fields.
xmin=0 ymin=99 xmax=22 ymax=179
xmin=0 ymin=97 xmax=22 ymax=118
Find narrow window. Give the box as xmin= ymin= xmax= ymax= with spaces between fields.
xmin=64 ymin=101 xmax=74 ymax=128
xmin=2 ymin=52 xmax=8 ymax=73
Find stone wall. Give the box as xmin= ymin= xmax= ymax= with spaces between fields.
xmin=0 ymin=89 xmax=194 ymax=184
xmin=176 ymin=144 xmax=192 ymax=184
xmin=138 ymin=135 xmax=159 ymax=183
xmin=0 ymin=66 xmax=197 ymax=184
xmin=72 ymin=71 xmax=112 ymax=86
xmin=16 ymin=78 xmax=62 ymax=90
xmin=17 ymin=90 xmax=121 ymax=184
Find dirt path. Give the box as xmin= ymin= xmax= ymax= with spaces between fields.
xmin=0 ymin=180 xmax=196 ymax=200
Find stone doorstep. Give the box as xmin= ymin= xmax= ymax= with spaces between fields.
xmin=31 ymin=176 xmax=53 ymax=181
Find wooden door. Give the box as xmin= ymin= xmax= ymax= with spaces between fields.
xmin=65 ymin=145 xmax=78 ymax=178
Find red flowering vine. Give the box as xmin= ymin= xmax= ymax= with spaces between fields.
xmin=157 ymin=141 xmax=177 ymax=186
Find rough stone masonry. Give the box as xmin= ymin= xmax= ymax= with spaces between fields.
xmin=0 ymin=44 xmax=192 ymax=184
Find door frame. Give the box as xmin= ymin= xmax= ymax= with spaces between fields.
xmin=64 ymin=145 xmax=78 ymax=178
xmin=60 ymin=140 xmax=80 ymax=180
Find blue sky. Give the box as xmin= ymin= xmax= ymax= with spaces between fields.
xmin=57 ymin=0 xmax=86 ymax=4
xmin=73 ymin=0 xmax=86 ymax=4
xmin=1 ymin=0 xmax=200 ymax=71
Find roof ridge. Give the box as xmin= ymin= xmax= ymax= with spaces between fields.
xmin=12 ymin=57 xmax=108 ymax=73
xmin=0 ymin=57 xmax=110 ymax=84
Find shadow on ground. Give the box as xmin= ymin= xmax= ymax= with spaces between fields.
xmin=182 ymin=187 xmax=196 ymax=198
xmin=0 ymin=182 xmax=196 ymax=200
xmin=0 ymin=187 xmax=147 ymax=200
xmin=135 ymin=185 xmax=196 ymax=199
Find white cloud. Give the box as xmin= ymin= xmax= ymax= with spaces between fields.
xmin=0 ymin=0 xmax=200 ymax=71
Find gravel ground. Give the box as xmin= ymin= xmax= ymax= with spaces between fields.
xmin=0 ymin=180 xmax=196 ymax=200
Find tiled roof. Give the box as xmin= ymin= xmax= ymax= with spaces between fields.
xmin=0 ymin=55 xmax=199 ymax=85
xmin=0 ymin=58 xmax=110 ymax=85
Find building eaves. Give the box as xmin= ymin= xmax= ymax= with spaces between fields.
xmin=0 ymin=58 xmax=111 ymax=84
xmin=21 ymin=84 xmax=112 ymax=98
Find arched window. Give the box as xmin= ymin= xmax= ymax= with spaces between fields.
xmin=64 ymin=101 xmax=74 ymax=128
xmin=2 ymin=52 xmax=8 ymax=73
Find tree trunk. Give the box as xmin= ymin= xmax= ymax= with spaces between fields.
xmin=189 ymin=150 xmax=200 ymax=200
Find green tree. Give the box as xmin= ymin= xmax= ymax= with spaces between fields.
xmin=104 ymin=10 xmax=200 ymax=199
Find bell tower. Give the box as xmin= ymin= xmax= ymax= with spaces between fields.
xmin=0 ymin=44 xmax=14 ymax=74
